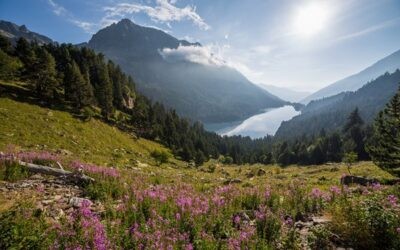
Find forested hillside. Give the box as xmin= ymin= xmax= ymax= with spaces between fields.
xmin=276 ymin=70 xmax=400 ymax=139
xmin=86 ymin=19 xmax=286 ymax=123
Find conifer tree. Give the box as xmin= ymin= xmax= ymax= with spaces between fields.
xmin=343 ymin=108 xmax=368 ymax=160
xmin=368 ymin=88 xmax=400 ymax=175
xmin=33 ymin=48 xmax=58 ymax=99
xmin=15 ymin=38 xmax=36 ymax=79
xmin=64 ymin=61 xmax=93 ymax=108
xmin=94 ymin=63 xmax=113 ymax=118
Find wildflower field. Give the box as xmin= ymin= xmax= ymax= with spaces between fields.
xmin=1 ymin=98 xmax=400 ymax=249
xmin=1 ymin=147 xmax=400 ymax=250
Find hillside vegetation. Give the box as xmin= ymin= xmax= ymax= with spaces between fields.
xmin=0 ymin=95 xmax=176 ymax=167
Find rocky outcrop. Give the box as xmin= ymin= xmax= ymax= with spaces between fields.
xmin=340 ymin=175 xmax=378 ymax=186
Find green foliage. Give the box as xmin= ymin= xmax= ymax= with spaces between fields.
xmin=32 ymin=48 xmax=59 ymax=99
xmin=330 ymin=193 xmax=400 ymax=249
xmin=0 ymin=49 xmax=22 ymax=80
xmin=151 ymin=150 xmax=170 ymax=166
xmin=343 ymin=108 xmax=369 ymax=160
xmin=85 ymin=179 xmax=125 ymax=201
xmin=343 ymin=152 xmax=358 ymax=175
xmin=64 ymin=60 xmax=94 ymax=109
xmin=0 ymin=160 xmax=29 ymax=182
xmin=0 ymin=204 xmax=51 ymax=250
xmin=368 ymin=87 xmax=400 ymax=176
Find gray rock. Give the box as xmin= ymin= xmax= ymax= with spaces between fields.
xmin=257 ymin=169 xmax=266 ymax=176
xmin=69 ymin=197 xmax=92 ymax=208
xmin=340 ymin=175 xmax=378 ymax=186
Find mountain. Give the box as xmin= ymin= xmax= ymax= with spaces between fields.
xmin=302 ymin=49 xmax=400 ymax=104
xmin=0 ymin=20 xmax=53 ymax=44
xmin=259 ymin=84 xmax=310 ymax=102
xmin=87 ymin=19 xmax=285 ymax=123
xmin=275 ymin=70 xmax=400 ymax=139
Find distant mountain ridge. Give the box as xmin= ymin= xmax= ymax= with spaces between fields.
xmin=302 ymin=49 xmax=400 ymax=104
xmin=275 ymin=70 xmax=400 ymax=139
xmin=86 ymin=19 xmax=286 ymax=123
xmin=259 ymin=84 xmax=310 ymax=102
xmin=0 ymin=20 xmax=53 ymax=44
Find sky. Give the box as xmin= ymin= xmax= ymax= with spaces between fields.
xmin=1 ymin=0 xmax=400 ymax=92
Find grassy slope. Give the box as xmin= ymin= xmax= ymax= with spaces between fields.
xmin=0 ymin=97 xmax=181 ymax=168
xmin=0 ymin=81 xmax=395 ymax=189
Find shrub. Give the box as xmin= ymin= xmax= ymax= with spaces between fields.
xmin=0 ymin=160 xmax=29 ymax=181
xmin=150 ymin=150 xmax=170 ymax=166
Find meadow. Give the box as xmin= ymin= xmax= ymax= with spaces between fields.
xmin=1 ymin=96 xmax=400 ymax=249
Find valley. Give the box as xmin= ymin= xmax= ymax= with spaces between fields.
xmin=1 ymin=1 xmax=400 ymax=249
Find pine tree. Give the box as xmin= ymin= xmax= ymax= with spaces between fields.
xmin=0 ymin=49 xmax=22 ymax=80
xmin=64 ymin=61 xmax=93 ymax=109
xmin=0 ymin=35 xmax=12 ymax=54
xmin=33 ymin=48 xmax=58 ymax=99
xmin=368 ymin=88 xmax=400 ymax=175
xmin=15 ymin=38 xmax=36 ymax=79
xmin=343 ymin=108 xmax=368 ymax=160
xmin=93 ymin=62 xmax=113 ymax=118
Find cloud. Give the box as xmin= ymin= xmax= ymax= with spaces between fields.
xmin=159 ymin=45 xmax=225 ymax=66
xmin=48 ymin=0 xmax=66 ymax=16
xmin=103 ymin=0 xmax=210 ymax=30
xmin=71 ymin=20 xmax=95 ymax=33
xmin=47 ymin=0 xmax=95 ymax=33
xmin=334 ymin=17 xmax=400 ymax=43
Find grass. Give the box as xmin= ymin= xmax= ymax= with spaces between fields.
xmin=0 ymin=96 xmax=182 ymax=168
xmin=1 ymin=87 xmax=399 ymax=249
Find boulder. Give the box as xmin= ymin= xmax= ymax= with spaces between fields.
xmin=340 ymin=175 xmax=378 ymax=186
xmin=257 ymin=169 xmax=266 ymax=176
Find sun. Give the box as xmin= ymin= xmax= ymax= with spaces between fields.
xmin=294 ymin=2 xmax=329 ymax=36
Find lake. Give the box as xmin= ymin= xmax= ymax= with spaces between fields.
xmin=204 ymin=105 xmax=300 ymax=138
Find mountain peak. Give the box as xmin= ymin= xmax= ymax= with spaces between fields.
xmin=0 ymin=19 xmax=53 ymax=44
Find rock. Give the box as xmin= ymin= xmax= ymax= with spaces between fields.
xmin=56 ymin=149 xmax=72 ymax=156
xmin=53 ymin=195 xmax=62 ymax=201
xmin=295 ymin=221 xmax=313 ymax=229
xmin=224 ymin=178 xmax=242 ymax=185
xmin=257 ymin=169 xmax=266 ymax=176
xmin=42 ymin=200 xmax=54 ymax=205
xmin=312 ymin=216 xmax=332 ymax=225
xmin=69 ymin=197 xmax=92 ymax=208
xmin=246 ymin=171 xmax=255 ymax=178
xmin=30 ymin=174 xmax=44 ymax=180
xmin=340 ymin=175 xmax=378 ymax=186
xmin=20 ymin=182 xmax=31 ymax=188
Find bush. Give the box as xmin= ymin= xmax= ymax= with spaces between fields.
xmin=0 ymin=160 xmax=29 ymax=181
xmin=330 ymin=193 xmax=400 ymax=249
xmin=150 ymin=150 xmax=170 ymax=166
xmin=0 ymin=203 xmax=51 ymax=249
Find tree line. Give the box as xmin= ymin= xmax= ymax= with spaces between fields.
xmin=0 ymin=35 xmax=398 ymax=170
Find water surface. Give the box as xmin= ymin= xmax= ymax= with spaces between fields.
xmin=207 ymin=105 xmax=300 ymax=138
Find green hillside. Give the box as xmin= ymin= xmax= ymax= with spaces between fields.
xmin=0 ymin=94 xmax=177 ymax=167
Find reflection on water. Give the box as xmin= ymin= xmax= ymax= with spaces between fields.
xmin=210 ymin=105 xmax=300 ymax=138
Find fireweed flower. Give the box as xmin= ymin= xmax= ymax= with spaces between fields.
xmin=233 ymin=215 xmax=241 ymax=225
xmin=311 ymin=188 xmax=323 ymax=199
xmin=330 ymin=186 xmax=341 ymax=195
xmin=387 ymin=195 xmax=398 ymax=207
xmin=70 ymin=160 xmax=120 ymax=177
xmin=371 ymin=182 xmax=382 ymax=191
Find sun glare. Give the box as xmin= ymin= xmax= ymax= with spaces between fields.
xmin=294 ymin=2 xmax=329 ymax=36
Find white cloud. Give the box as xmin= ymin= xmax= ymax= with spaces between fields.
xmin=47 ymin=0 xmax=95 ymax=33
xmin=103 ymin=0 xmax=210 ymax=30
xmin=159 ymin=45 xmax=225 ymax=66
xmin=334 ymin=17 xmax=400 ymax=43
xmin=48 ymin=0 xmax=66 ymax=16
xmin=159 ymin=43 xmax=265 ymax=83
xmin=71 ymin=20 xmax=95 ymax=33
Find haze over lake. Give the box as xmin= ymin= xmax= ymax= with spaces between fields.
xmin=217 ymin=106 xmax=300 ymax=138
